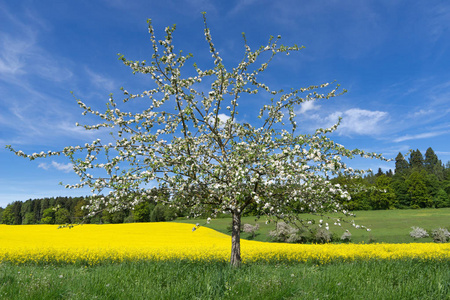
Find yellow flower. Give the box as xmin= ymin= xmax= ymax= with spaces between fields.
xmin=0 ymin=223 xmax=448 ymax=265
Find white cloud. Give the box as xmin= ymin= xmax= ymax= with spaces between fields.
xmin=427 ymin=3 xmax=450 ymax=42
xmin=393 ymin=130 xmax=449 ymax=142
xmin=0 ymin=35 xmax=30 ymax=75
xmin=436 ymin=151 xmax=450 ymax=156
xmin=327 ymin=108 xmax=389 ymax=136
xmin=297 ymin=101 xmax=321 ymax=114
xmin=218 ymin=113 xmax=230 ymax=123
xmin=38 ymin=161 xmax=73 ymax=173
xmin=409 ymin=109 xmax=435 ymax=118
xmin=217 ymin=113 xmax=231 ymax=129
xmin=209 ymin=113 xmax=231 ymax=129
xmin=85 ymin=67 xmax=116 ymax=91
xmin=0 ymin=7 xmax=72 ymax=82
xmin=37 ymin=163 xmax=49 ymax=170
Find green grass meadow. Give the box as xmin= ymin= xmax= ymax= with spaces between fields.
xmin=1 ymin=208 xmax=449 ymax=299
xmin=177 ymin=207 xmax=450 ymax=243
xmin=1 ymin=260 xmax=449 ymax=299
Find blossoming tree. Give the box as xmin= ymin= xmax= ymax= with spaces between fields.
xmin=7 ymin=14 xmax=386 ymax=266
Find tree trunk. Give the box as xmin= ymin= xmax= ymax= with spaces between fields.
xmin=230 ymin=210 xmax=241 ymax=267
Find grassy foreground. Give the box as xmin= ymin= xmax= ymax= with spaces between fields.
xmin=0 ymin=260 xmax=449 ymax=299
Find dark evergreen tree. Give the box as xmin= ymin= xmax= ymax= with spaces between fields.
xmin=376 ymin=168 xmax=384 ymax=177
xmin=68 ymin=197 xmax=81 ymax=215
xmin=424 ymin=147 xmax=438 ymax=172
xmin=40 ymin=198 xmax=50 ymax=218
xmin=395 ymin=152 xmax=409 ymax=175
xmin=424 ymin=147 xmax=445 ymax=180
xmin=364 ymin=170 xmax=376 ymax=185
xmin=48 ymin=197 xmax=57 ymax=208
xmin=33 ymin=199 xmax=41 ymax=222
xmin=20 ymin=199 xmax=33 ymax=224
xmin=409 ymin=149 xmax=424 ymax=170
xmin=11 ymin=201 xmax=22 ymax=225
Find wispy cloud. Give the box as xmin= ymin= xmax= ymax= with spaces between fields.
xmin=0 ymin=81 xmax=104 ymax=147
xmin=0 ymin=5 xmax=73 ymax=83
xmin=409 ymin=109 xmax=435 ymax=118
xmin=426 ymin=3 xmax=450 ymax=42
xmin=0 ymin=34 xmax=31 ymax=75
xmin=393 ymin=130 xmax=449 ymax=142
xmin=0 ymin=5 xmax=92 ymax=147
xmin=38 ymin=161 xmax=73 ymax=173
xmin=435 ymin=151 xmax=450 ymax=156
xmin=85 ymin=67 xmax=116 ymax=91
xmin=229 ymin=0 xmax=259 ymax=16
xmin=0 ymin=30 xmax=72 ymax=83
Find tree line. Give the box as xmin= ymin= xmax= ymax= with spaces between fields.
xmin=0 ymin=193 xmax=180 ymax=225
xmin=1 ymin=147 xmax=449 ymax=225
xmin=332 ymin=147 xmax=450 ymax=210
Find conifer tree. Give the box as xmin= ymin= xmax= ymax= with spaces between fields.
xmin=376 ymin=168 xmax=384 ymax=177
xmin=424 ymin=147 xmax=444 ymax=180
xmin=409 ymin=149 xmax=424 ymax=170
xmin=424 ymin=147 xmax=437 ymax=172
xmin=395 ymin=152 xmax=409 ymax=175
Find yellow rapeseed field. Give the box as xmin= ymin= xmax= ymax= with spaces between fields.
xmin=0 ymin=223 xmax=449 ymax=264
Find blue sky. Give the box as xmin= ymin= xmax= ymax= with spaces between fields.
xmin=1 ymin=0 xmax=449 ymax=208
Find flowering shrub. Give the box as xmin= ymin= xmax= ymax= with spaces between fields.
xmin=269 ymin=222 xmax=306 ymax=243
xmin=0 ymin=223 xmax=449 ymax=265
xmin=340 ymin=230 xmax=352 ymax=242
xmin=431 ymin=228 xmax=450 ymax=243
xmin=243 ymin=223 xmax=260 ymax=238
xmin=314 ymin=228 xmax=333 ymax=244
xmin=410 ymin=227 xmax=450 ymax=243
xmin=410 ymin=226 xmax=429 ymax=239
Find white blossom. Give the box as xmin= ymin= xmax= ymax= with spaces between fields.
xmin=5 ymin=14 xmax=389 ymax=267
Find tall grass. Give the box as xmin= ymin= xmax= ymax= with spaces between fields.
xmin=0 ymin=260 xmax=448 ymax=299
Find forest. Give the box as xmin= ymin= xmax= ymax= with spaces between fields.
xmin=1 ymin=147 xmax=449 ymax=225
xmin=332 ymin=147 xmax=450 ymax=211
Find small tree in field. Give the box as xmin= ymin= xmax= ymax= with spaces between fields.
xmin=7 ymin=13 xmax=386 ymax=267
